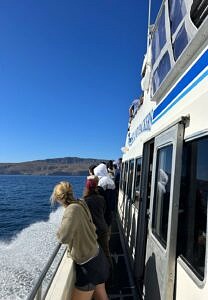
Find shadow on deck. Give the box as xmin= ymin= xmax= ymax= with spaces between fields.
xmin=107 ymin=215 xmax=140 ymax=300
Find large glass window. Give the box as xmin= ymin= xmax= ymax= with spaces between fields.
xmin=151 ymin=7 xmax=166 ymax=65
xmin=178 ymin=137 xmax=208 ymax=279
xmin=169 ymin=0 xmax=186 ymax=34
xmin=133 ymin=158 xmax=142 ymax=208
xmin=172 ymin=23 xmax=189 ymax=60
xmin=152 ymin=145 xmax=173 ymax=248
xmin=152 ymin=52 xmax=171 ymax=94
xmin=127 ymin=160 xmax=134 ymax=199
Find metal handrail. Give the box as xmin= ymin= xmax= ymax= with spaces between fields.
xmin=42 ymin=246 xmax=67 ymax=299
xmin=27 ymin=243 xmax=66 ymax=300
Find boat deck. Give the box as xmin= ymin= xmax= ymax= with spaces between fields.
xmin=107 ymin=215 xmax=140 ymax=300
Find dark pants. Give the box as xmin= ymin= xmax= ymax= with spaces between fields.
xmin=98 ymin=232 xmax=113 ymax=268
xmin=75 ymin=247 xmax=110 ymax=291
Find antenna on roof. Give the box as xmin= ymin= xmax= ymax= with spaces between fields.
xmin=147 ymin=0 xmax=152 ymax=50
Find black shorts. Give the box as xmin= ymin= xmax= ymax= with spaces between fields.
xmin=75 ymin=248 xmax=110 ymax=291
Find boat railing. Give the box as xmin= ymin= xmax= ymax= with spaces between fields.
xmin=26 ymin=243 xmax=66 ymax=300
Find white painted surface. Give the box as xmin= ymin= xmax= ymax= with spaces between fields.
xmin=46 ymin=252 xmax=75 ymax=300
xmin=176 ymin=261 xmax=208 ymax=300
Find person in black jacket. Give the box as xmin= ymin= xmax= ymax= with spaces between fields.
xmin=93 ymin=163 xmax=117 ymax=233
xmin=83 ymin=177 xmax=112 ymax=266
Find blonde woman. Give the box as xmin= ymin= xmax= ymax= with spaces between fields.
xmin=51 ymin=181 xmax=109 ymax=300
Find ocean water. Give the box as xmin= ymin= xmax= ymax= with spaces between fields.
xmin=0 ymin=175 xmax=86 ymax=300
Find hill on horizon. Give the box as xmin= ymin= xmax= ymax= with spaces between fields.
xmin=0 ymin=157 xmax=107 ymax=176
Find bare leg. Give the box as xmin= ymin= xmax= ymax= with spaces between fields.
xmin=93 ymin=283 xmax=109 ymax=300
xmin=71 ymin=287 xmax=94 ymax=300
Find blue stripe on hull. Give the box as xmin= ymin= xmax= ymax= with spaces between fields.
xmin=153 ymin=49 xmax=208 ymax=122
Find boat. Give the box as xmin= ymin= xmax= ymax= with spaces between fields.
xmin=118 ymin=0 xmax=208 ymax=299
xmin=27 ymin=0 xmax=208 ymax=299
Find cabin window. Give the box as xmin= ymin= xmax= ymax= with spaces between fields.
xmin=190 ymin=0 xmax=208 ymax=28
xmin=119 ymin=162 xmax=124 ymax=190
xmin=152 ymin=52 xmax=171 ymax=94
xmin=169 ymin=0 xmax=186 ymax=34
xmin=178 ymin=137 xmax=208 ymax=279
xmin=172 ymin=23 xmax=189 ymax=60
xmin=132 ymin=158 xmax=142 ymax=208
xmin=152 ymin=145 xmax=173 ymax=248
xmin=127 ymin=159 xmax=135 ymax=200
xmin=123 ymin=162 xmax=129 ymax=194
xmin=151 ymin=7 xmax=166 ymax=65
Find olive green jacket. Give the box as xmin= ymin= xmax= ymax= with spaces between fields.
xmin=57 ymin=200 xmax=98 ymax=264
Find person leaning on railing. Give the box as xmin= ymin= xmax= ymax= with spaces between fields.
xmin=83 ymin=177 xmax=112 ymax=267
xmin=51 ymin=181 xmax=109 ymax=300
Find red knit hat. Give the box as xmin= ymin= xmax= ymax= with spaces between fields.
xmin=86 ymin=178 xmax=97 ymax=189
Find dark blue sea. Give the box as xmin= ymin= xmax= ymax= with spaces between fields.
xmin=0 ymin=175 xmax=86 ymax=300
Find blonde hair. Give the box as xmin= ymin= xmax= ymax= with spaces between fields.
xmin=50 ymin=181 xmax=75 ymax=206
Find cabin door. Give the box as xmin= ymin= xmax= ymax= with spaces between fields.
xmin=143 ymin=122 xmax=184 ymax=300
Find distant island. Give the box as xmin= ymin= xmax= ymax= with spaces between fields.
xmin=0 ymin=157 xmax=107 ymax=176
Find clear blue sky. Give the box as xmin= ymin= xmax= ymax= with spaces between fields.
xmin=0 ymin=0 xmax=160 ymax=163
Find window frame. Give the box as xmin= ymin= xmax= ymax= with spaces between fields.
xmin=126 ymin=159 xmax=135 ymax=201
xmin=152 ymin=144 xmax=173 ymax=248
xmin=132 ymin=156 xmax=142 ymax=208
xmin=177 ymin=136 xmax=208 ymax=282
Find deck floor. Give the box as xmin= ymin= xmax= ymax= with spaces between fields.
xmin=107 ymin=215 xmax=140 ymax=300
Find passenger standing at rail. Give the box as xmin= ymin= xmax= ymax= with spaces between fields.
xmin=93 ymin=163 xmax=117 ymax=236
xmin=83 ymin=177 xmax=112 ymax=266
xmin=107 ymin=160 xmax=114 ymax=180
xmin=50 ymin=181 xmax=109 ymax=300
xmin=88 ymin=164 xmax=97 ymax=178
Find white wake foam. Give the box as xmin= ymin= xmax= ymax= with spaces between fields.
xmin=0 ymin=207 xmax=64 ymax=300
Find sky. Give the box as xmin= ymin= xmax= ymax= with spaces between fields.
xmin=0 ymin=0 xmax=161 ymax=163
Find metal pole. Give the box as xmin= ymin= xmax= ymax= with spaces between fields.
xmin=27 ymin=243 xmax=62 ymax=300
xmin=147 ymin=0 xmax=152 ymax=50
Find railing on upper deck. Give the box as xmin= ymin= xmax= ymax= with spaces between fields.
xmin=26 ymin=243 xmax=66 ymax=300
